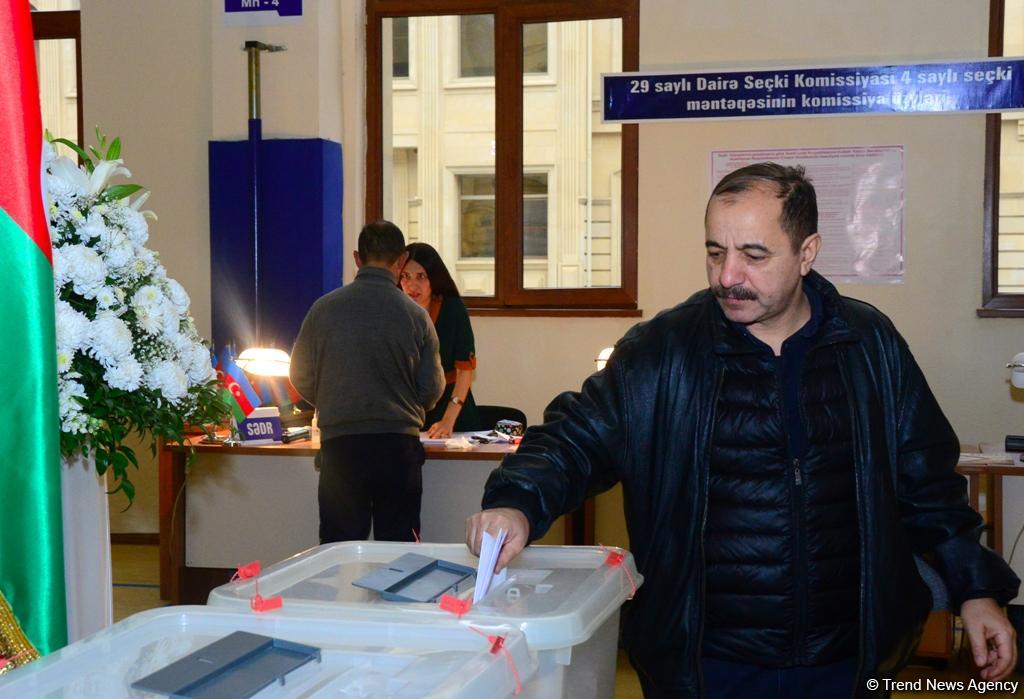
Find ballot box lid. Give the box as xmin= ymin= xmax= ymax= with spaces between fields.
xmin=0 ymin=606 xmax=533 ymax=699
xmin=208 ymin=542 xmax=642 ymax=651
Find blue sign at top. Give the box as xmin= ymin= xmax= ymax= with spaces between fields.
xmin=225 ymin=0 xmax=302 ymax=17
xmin=603 ymin=58 xmax=1024 ymax=123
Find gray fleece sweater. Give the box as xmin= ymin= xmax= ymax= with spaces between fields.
xmin=289 ymin=265 xmax=445 ymax=439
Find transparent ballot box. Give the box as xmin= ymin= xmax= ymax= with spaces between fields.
xmin=0 ymin=606 xmax=533 ymax=699
xmin=207 ymin=543 xmax=643 ymax=699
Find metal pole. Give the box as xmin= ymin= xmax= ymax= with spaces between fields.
xmin=242 ymin=41 xmax=285 ymax=346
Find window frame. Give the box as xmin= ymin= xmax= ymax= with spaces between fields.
xmin=367 ymin=0 xmax=639 ymax=315
xmin=980 ymin=0 xmax=1024 ymax=316
xmin=31 ymin=8 xmax=84 ymax=151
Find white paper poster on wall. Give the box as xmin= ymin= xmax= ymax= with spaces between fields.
xmin=711 ymin=146 xmax=905 ymax=284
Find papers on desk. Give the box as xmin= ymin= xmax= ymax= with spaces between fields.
xmin=963 ymin=444 xmax=1023 ymax=465
xmin=419 ymin=431 xmax=495 ymax=448
xmin=474 ymin=528 xmax=508 ymax=604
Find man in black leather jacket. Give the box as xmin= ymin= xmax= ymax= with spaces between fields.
xmin=466 ymin=163 xmax=1019 ymax=698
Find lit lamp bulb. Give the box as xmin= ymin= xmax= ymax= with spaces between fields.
xmin=236 ymin=347 xmax=291 ymax=377
xmin=595 ymin=346 xmax=614 ymax=371
xmin=1009 ymin=352 xmax=1024 ymax=389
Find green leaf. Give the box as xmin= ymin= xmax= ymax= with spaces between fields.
xmin=50 ymin=138 xmax=93 ymax=170
xmin=103 ymin=184 xmax=144 ymax=202
xmin=106 ymin=137 xmax=121 ymax=161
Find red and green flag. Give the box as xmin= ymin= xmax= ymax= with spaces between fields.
xmin=0 ymin=0 xmax=68 ymax=656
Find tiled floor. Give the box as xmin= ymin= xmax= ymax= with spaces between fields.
xmin=112 ymin=545 xmax=1021 ymax=698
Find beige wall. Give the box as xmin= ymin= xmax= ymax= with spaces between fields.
xmin=81 ymin=0 xmax=212 ymax=532
xmin=85 ymin=2 xmax=1024 ymax=550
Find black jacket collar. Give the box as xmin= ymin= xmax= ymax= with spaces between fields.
xmin=709 ymin=269 xmax=859 ymax=355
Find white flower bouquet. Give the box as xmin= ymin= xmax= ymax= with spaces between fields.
xmin=47 ymin=132 xmax=229 ymax=503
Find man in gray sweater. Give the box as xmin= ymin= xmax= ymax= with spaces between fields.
xmin=290 ymin=220 xmax=445 ymax=543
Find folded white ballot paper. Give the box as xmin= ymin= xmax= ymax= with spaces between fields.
xmin=474 ymin=528 xmax=509 ymax=604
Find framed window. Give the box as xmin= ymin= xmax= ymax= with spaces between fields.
xmin=31 ymin=1 xmax=83 ymax=153
xmin=981 ymin=0 xmax=1024 ymax=316
xmin=367 ymin=0 xmax=639 ymax=314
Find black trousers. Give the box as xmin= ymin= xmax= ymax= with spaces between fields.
xmin=318 ymin=433 xmax=425 ymax=543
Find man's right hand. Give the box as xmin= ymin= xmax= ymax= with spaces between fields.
xmin=465 ymin=507 xmax=530 ymax=573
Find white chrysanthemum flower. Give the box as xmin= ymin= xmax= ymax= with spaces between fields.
xmin=122 ymin=207 xmax=149 ymax=245
xmin=164 ymin=279 xmax=190 ymax=315
xmin=88 ymin=314 xmax=133 ymax=367
xmin=104 ymin=237 xmax=135 ymax=271
xmin=161 ymin=300 xmax=181 ymax=338
xmin=146 ymin=360 xmax=188 ymax=403
xmin=58 ymin=377 xmax=87 ymax=419
xmin=130 ymin=246 xmax=158 ymax=278
xmin=51 ymin=245 xmax=70 ymax=288
xmin=134 ymin=302 xmax=166 ymax=336
xmin=104 ymin=356 xmax=144 ymax=392
xmin=56 ymin=348 xmax=75 ymax=373
xmin=55 ymin=299 xmax=90 ymax=352
xmin=77 ymin=211 xmax=107 ymax=242
xmin=95 ymin=286 xmax=119 ymax=310
xmin=60 ymin=244 xmax=108 ymax=299
xmin=170 ymin=331 xmax=194 ymax=355
xmin=184 ymin=342 xmax=215 ymax=384
xmin=132 ymin=285 xmax=164 ymax=309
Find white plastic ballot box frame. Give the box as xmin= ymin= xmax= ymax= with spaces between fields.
xmin=0 ymin=606 xmax=534 ymax=699
xmin=206 ymin=542 xmax=643 ymax=699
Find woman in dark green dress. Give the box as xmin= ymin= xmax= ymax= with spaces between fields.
xmin=399 ymin=243 xmax=481 ymax=437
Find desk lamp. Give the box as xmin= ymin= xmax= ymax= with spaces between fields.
xmin=595 ymin=347 xmax=614 ymax=371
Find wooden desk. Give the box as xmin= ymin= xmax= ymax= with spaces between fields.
xmin=915 ymin=449 xmax=1024 ymax=660
xmin=158 ymin=435 xmax=515 ymax=604
xmin=953 ymin=448 xmax=1024 ymax=554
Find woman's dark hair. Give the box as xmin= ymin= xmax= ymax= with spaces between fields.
xmin=404 ymin=242 xmax=460 ymax=298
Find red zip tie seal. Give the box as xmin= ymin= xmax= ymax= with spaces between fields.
xmin=232 ymin=560 xmax=283 ymax=613
xmin=468 ymin=626 xmax=522 ymax=695
xmin=439 ymin=593 xmax=471 ymax=618
xmin=601 ymin=545 xmax=637 ymax=600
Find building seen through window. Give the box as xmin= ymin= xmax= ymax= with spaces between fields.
xmin=31 ymin=0 xmax=82 ymax=158
xmin=996 ymin=0 xmax=1024 ymax=295
xmin=374 ymin=2 xmax=637 ymax=308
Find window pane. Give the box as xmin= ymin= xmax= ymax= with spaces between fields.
xmin=523 ymin=23 xmax=547 ymax=74
xmin=383 ymin=15 xmax=496 ymax=296
xmin=460 ymin=15 xmax=494 ymax=78
xmin=997 ymin=0 xmax=1024 ymax=294
xmin=392 ymin=16 xmax=409 ymax=78
xmin=459 ymin=175 xmax=496 ymax=257
xmin=35 ymin=37 xmax=78 ymax=158
xmin=523 ymin=173 xmax=548 ymax=257
xmin=522 ymin=18 xmax=622 ymax=290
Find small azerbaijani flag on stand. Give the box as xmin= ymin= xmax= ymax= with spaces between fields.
xmin=0 ymin=0 xmax=68 ymax=665
xmin=215 ymin=347 xmax=262 ymax=423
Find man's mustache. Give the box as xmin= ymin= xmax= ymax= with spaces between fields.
xmin=711 ymin=285 xmax=758 ymax=301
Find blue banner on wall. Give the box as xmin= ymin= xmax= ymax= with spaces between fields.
xmin=603 ymin=58 xmax=1024 ymax=122
xmin=224 ymin=0 xmax=302 ymax=17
